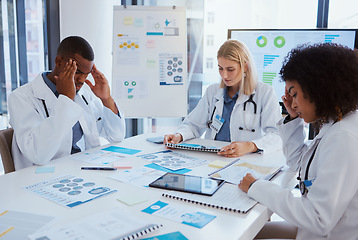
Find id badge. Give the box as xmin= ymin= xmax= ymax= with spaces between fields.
xmin=210 ymin=114 xmax=225 ymax=133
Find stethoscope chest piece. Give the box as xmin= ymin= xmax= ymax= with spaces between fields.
xmin=239 ymin=94 xmax=257 ymax=132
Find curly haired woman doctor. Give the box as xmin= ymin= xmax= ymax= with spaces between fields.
xmin=239 ymin=43 xmax=358 ymax=239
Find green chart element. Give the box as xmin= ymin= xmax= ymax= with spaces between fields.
xmin=256 ymin=36 xmax=267 ymax=48
xmin=262 ymin=72 xmax=276 ymax=85
xmin=274 ymin=36 xmax=286 ymax=48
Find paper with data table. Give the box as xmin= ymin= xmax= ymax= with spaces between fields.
xmin=137 ymin=150 xmax=207 ymax=171
xmin=70 ymin=146 xmax=141 ymax=165
xmin=71 ymin=150 xmax=126 ymax=165
xmin=0 ymin=209 xmax=56 ymax=240
xmin=142 ymin=200 xmax=216 ymax=229
xmin=108 ymin=167 xmax=165 ymax=188
xmin=24 ymin=175 xmax=117 ymax=208
xmin=28 ymin=207 xmax=162 ymax=240
xmin=209 ymin=160 xmax=283 ymax=185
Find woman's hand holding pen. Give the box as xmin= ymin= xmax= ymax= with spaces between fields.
xmin=218 ymin=141 xmax=258 ymax=158
xmin=163 ymin=133 xmax=183 ymax=144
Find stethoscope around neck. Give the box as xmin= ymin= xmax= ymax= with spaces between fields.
xmin=41 ymin=95 xmax=89 ymax=118
xmin=297 ymin=145 xmax=318 ymax=195
xmin=206 ymin=94 xmax=257 ymax=131
xmin=239 ymin=94 xmax=257 ymax=132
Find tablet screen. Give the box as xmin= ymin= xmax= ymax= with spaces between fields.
xmin=149 ymin=173 xmax=225 ymax=196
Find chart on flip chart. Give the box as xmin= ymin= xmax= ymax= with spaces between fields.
xmin=112 ymin=6 xmax=188 ymax=118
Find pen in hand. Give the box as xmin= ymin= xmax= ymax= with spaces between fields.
xmin=81 ymin=167 xmax=117 ymax=171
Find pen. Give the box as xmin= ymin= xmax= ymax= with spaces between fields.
xmin=81 ymin=167 xmax=117 ymax=171
xmin=265 ymin=166 xmax=284 ymax=181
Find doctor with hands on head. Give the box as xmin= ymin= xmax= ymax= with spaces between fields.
xmin=239 ymin=43 xmax=358 ymax=240
xmin=56 ymin=59 xmax=118 ymax=114
xmin=164 ymin=39 xmax=282 ymax=157
xmin=9 ymin=36 xmax=125 ymax=170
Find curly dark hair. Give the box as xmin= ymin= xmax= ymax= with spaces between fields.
xmin=280 ymin=43 xmax=358 ymax=123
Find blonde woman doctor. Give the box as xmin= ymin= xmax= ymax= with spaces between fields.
xmin=164 ymin=40 xmax=282 ymax=157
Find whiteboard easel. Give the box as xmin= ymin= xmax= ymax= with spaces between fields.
xmin=111 ymin=6 xmax=188 ymax=119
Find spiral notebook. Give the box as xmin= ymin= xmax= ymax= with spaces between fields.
xmin=162 ymin=183 xmax=257 ymax=214
xmin=165 ymin=143 xmax=221 ymax=153
xmin=28 ymin=207 xmax=162 ymax=240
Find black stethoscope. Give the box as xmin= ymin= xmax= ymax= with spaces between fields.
xmin=41 ymin=95 xmax=89 ymax=118
xmin=206 ymin=94 xmax=257 ymax=131
xmin=239 ymin=94 xmax=257 ymax=132
xmin=207 ymin=106 xmax=217 ymax=128
xmin=297 ymin=145 xmax=318 ymax=195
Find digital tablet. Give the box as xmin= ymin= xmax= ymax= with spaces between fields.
xmin=149 ymin=173 xmax=225 ymax=196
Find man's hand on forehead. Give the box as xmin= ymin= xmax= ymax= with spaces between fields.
xmin=69 ymin=57 xmax=93 ymax=75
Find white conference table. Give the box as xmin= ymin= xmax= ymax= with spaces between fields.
xmin=0 ymin=133 xmax=297 ymax=240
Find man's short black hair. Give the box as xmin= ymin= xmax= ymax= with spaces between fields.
xmin=57 ymin=36 xmax=94 ymax=61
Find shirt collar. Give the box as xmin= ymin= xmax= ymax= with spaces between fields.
xmin=223 ymin=87 xmax=239 ymax=103
xmin=42 ymin=72 xmax=59 ymax=97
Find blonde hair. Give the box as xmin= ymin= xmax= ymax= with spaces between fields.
xmin=217 ymin=39 xmax=258 ymax=95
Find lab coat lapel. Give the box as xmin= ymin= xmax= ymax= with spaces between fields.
xmin=74 ymin=93 xmax=100 ymax=149
xmin=302 ymin=121 xmax=334 ymax=165
xmin=32 ymin=74 xmax=58 ymax=116
xmin=210 ymin=89 xmax=225 ymax=139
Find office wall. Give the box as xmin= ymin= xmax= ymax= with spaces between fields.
xmin=59 ymin=0 xmax=122 ymax=85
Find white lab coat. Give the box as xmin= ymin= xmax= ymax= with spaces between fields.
xmin=248 ymin=111 xmax=358 ymax=240
xmin=8 ymin=73 xmax=126 ymax=170
xmin=176 ymin=82 xmax=282 ymax=152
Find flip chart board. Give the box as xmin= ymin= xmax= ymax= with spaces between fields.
xmin=112 ymin=6 xmax=188 ymax=118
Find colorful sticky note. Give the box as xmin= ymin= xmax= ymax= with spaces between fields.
xmin=133 ymin=18 xmax=143 ymax=27
xmin=102 ymin=146 xmax=141 ymax=155
xmin=113 ymin=161 xmax=132 ymax=169
xmin=35 ymin=167 xmax=55 ymax=174
xmin=144 ymin=163 xmax=191 ymax=174
xmin=123 ymin=16 xmax=133 ymax=25
xmin=146 ymin=59 xmax=156 ymax=68
xmin=117 ymin=193 xmax=148 ymax=206
xmin=145 ymin=39 xmax=156 ymax=48
xmin=209 ymin=160 xmax=230 ymax=168
xmin=141 ymin=231 xmax=188 ymax=240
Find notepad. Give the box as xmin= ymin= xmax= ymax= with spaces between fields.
xmin=165 ymin=143 xmax=221 ymax=153
xmin=28 ymin=207 xmax=162 ymax=240
xmin=161 ymin=183 xmax=257 ymax=214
